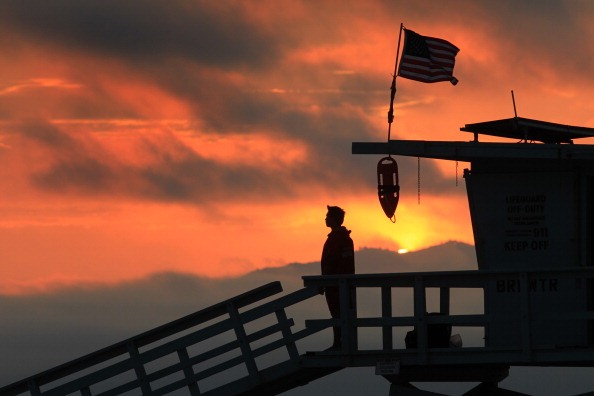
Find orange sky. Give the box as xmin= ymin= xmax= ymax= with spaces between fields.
xmin=2 ymin=0 xmax=594 ymax=294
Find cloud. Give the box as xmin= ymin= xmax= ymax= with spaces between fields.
xmin=0 ymin=0 xmax=481 ymax=207
xmin=0 ymin=78 xmax=82 ymax=96
xmin=1 ymin=0 xmax=594 ymax=324
xmin=2 ymin=115 xmax=454 ymax=205
xmin=0 ymin=1 xmax=281 ymax=69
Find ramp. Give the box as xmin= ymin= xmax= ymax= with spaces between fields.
xmin=0 ymin=281 xmax=337 ymax=396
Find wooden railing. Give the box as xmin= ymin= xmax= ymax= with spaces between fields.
xmin=302 ymin=268 xmax=594 ymax=367
xmin=3 ymin=268 xmax=594 ymax=395
xmin=0 ymin=282 xmax=321 ymax=396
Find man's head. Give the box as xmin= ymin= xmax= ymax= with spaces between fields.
xmin=325 ymin=205 xmax=345 ymax=228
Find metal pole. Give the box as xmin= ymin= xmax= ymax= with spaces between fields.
xmin=387 ymin=23 xmax=404 ymax=142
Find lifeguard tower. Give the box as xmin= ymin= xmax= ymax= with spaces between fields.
xmin=354 ymin=116 xmax=594 ymax=352
xmin=3 ymin=117 xmax=594 ymax=395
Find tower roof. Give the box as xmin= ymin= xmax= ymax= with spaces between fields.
xmin=460 ymin=117 xmax=594 ymax=144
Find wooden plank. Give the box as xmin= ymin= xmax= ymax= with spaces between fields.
xmin=95 ymin=380 xmax=140 ymax=396
xmin=134 ymin=281 xmax=283 ymax=348
xmin=127 ymin=342 xmax=152 ymax=394
xmin=304 ymin=268 xmax=594 ymax=288
xmin=276 ymin=309 xmax=299 ymax=361
xmin=177 ymin=348 xmax=201 ymax=396
xmin=28 ymin=380 xmax=41 ymax=396
xmin=352 ymin=140 xmax=594 ymax=161
xmin=290 ymin=325 xmax=327 ymax=341
xmin=414 ymin=277 xmax=428 ymax=364
xmin=143 ymin=319 xmax=294 ymax=386
xmin=227 ymin=301 xmax=260 ymax=385
xmin=139 ymin=317 xmax=235 ymax=364
xmin=385 ymin=364 xmax=510 ymax=383
xmin=149 ymin=322 xmax=298 ymax=394
xmin=305 ymin=318 xmax=339 ymax=330
xmin=43 ymin=359 xmax=135 ymax=396
xmin=246 ymin=319 xmax=294 ymax=344
xmin=239 ymin=287 xmax=319 ymax=324
xmin=354 ymin=314 xmax=486 ymax=328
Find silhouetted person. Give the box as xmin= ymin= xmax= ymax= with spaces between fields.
xmin=321 ymin=205 xmax=355 ymax=349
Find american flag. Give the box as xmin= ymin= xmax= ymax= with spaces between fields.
xmin=397 ymin=29 xmax=459 ymax=85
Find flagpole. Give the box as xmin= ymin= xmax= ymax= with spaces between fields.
xmin=387 ymin=23 xmax=404 ymax=143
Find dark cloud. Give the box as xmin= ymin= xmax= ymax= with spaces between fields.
xmin=33 ymin=157 xmax=113 ymax=193
xmin=19 ymin=120 xmax=78 ymax=148
xmin=8 ymin=116 xmax=456 ymax=204
xmin=9 ymin=115 xmax=455 ymax=204
xmin=0 ymin=0 xmax=475 ymax=204
xmin=0 ymin=0 xmax=281 ymax=69
xmin=14 ymin=121 xmax=118 ymax=193
xmin=471 ymin=1 xmax=594 ymax=81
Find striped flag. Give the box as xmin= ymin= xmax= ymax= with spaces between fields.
xmin=397 ymin=29 xmax=459 ymax=85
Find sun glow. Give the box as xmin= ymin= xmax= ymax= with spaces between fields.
xmin=346 ymin=193 xmax=473 ymax=253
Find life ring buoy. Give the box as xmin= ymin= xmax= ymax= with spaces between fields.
xmin=377 ymin=156 xmax=400 ymax=220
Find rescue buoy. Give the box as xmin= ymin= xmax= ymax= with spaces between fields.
xmin=377 ymin=156 xmax=400 ymax=221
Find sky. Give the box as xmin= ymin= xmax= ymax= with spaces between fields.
xmin=3 ymin=0 xmax=594 ymax=293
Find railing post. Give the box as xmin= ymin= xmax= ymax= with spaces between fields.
xmin=27 ymin=380 xmax=41 ymax=396
xmin=381 ymin=286 xmax=393 ymax=350
xmin=339 ymin=278 xmax=357 ymax=353
xmin=440 ymin=287 xmax=450 ymax=315
xmin=275 ymin=309 xmax=300 ymax=362
xmin=177 ymin=348 xmax=201 ymax=396
xmin=414 ymin=276 xmax=428 ymax=363
xmin=351 ymin=280 xmax=358 ymax=351
xmin=127 ymin=341 xmax=153 ymax=394
xmin=227 ymin=301 xmax=260 ymax=385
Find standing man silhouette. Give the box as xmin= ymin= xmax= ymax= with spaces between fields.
xmin=321 ymin=205 xmax=355 ymax=349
